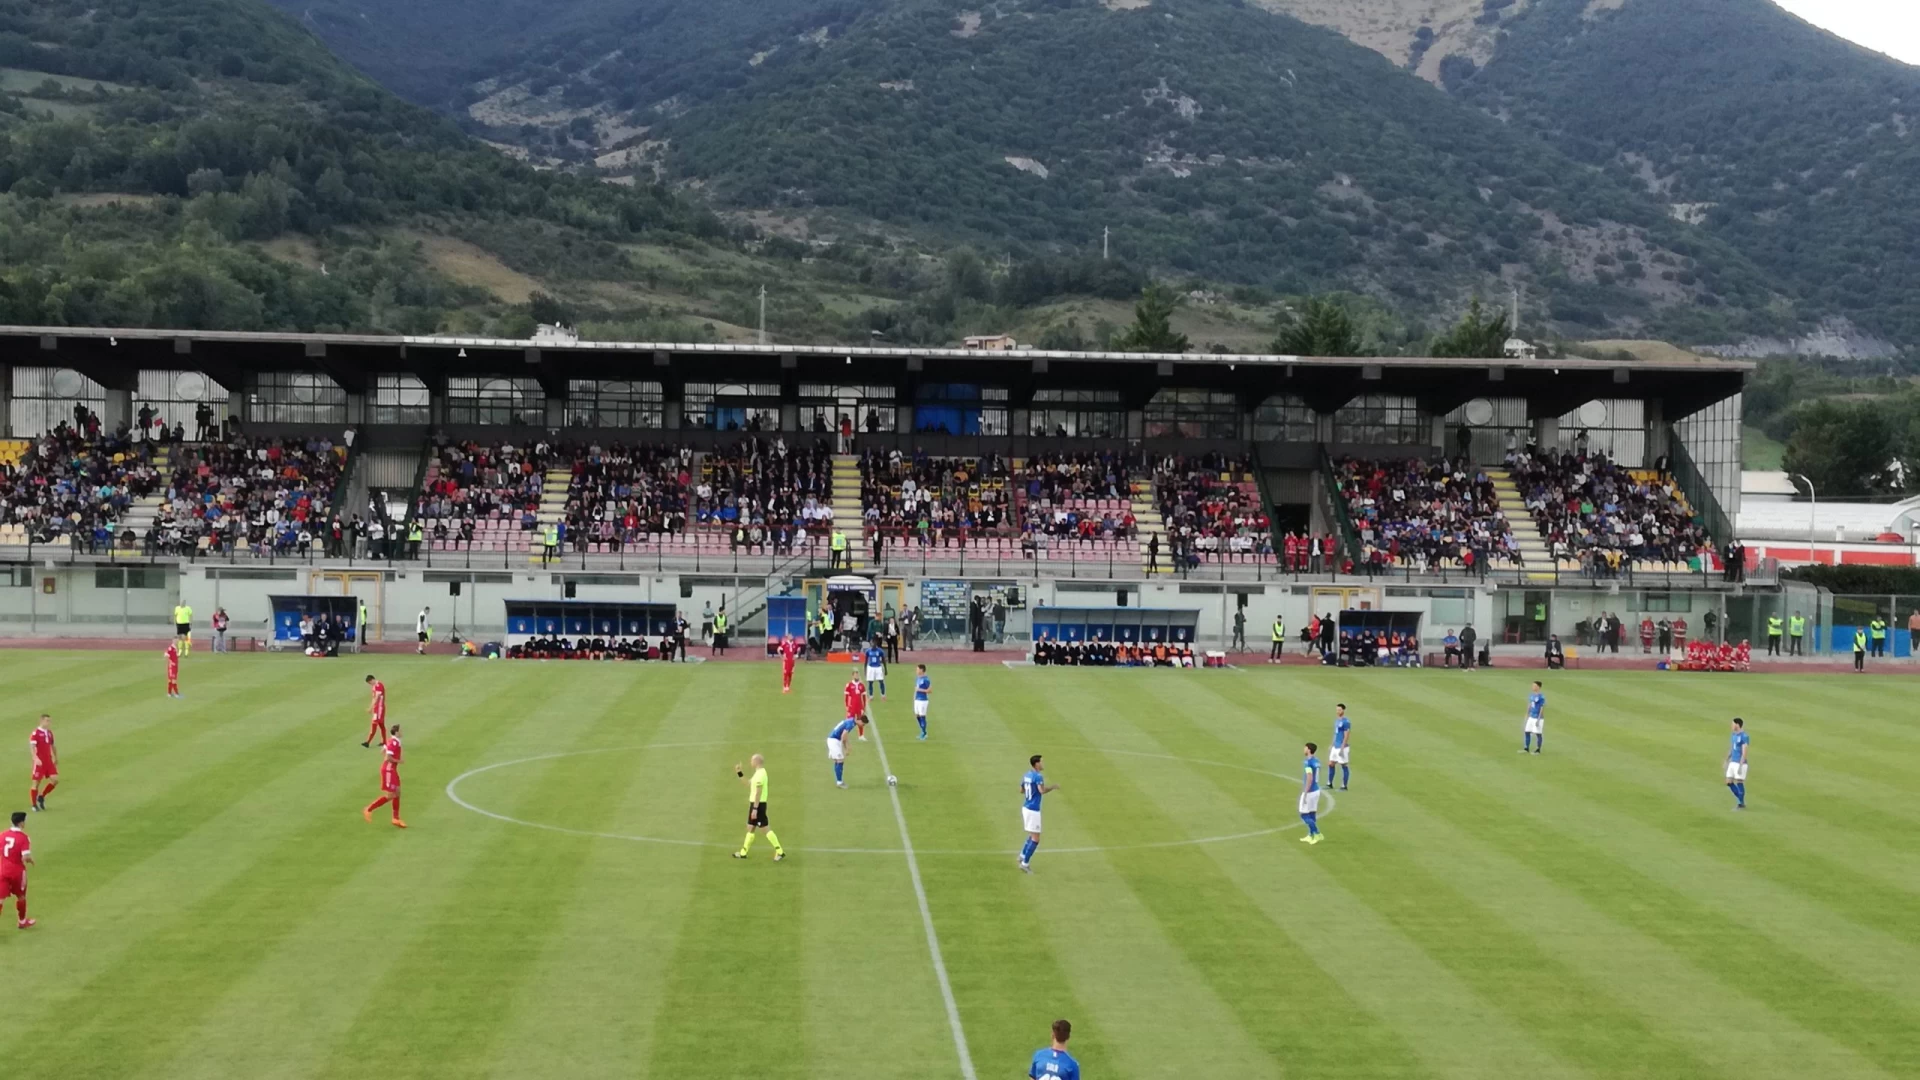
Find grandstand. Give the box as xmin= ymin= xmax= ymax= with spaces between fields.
xmin=0 ymin=325 xmax=1760 ymax=647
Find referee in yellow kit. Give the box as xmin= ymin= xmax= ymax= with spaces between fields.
xmin=732 ymin=753 xmax=785 ymax=861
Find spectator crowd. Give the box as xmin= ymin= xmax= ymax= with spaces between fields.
xmin=1333 ymin=456 xmax=1517 ymax=573
xmin=1506 ymin=445 xmax=1705 ymax=574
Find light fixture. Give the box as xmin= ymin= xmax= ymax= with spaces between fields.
xmin=458 ymin=348 xmax=467 ymax=358
xmin=109 ymin=336 xmax=117 ymax=346
xmin=846 ymin=356 xmax=852 ymax=365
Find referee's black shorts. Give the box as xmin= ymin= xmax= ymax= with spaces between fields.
xmin=747 ymin=802 xmax=769 ymax=828
xmin=175 ymin=623 xmax=190 ymax=636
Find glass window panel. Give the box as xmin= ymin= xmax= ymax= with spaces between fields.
xmin=1332 ymin=394 xmax=1423 ymax=445
xmin=371 ymin=374 xmax=431 ymax=425
xmin=248 ymin=372 xmax=347 ymax=425
xmin=1252 ymin=394 xmax=1316 ymax=442
xmin=446 ymin=377 xmax=543 ymax=426
xmin=566 ymin=379 xmax=663 ymax=429
xmin=1145 ymin=389 xmax=1239 ymax=439
xmin=9 ymin=366 xmax=107 ymax=436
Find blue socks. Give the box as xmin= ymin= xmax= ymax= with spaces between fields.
xmin=1020 ymin=838 xmax=1038 ymax=864
xmin=833 ymin=761 xmax=843 ymax=783
xmin=1301 ymin=812 xmax=1319 ymax=837
xmin=1325 ymin=766 xmax=1336 ymax=786
xmin=1524 ymin=733 xmax=1534 ymax=751
xmin=1729 ymin=782 xmax=1745 ymax=806
xmin=917 ymin=716 xmax=927 ymax=737
xmin=1340 ymin=764 xmax=1350 ymax=788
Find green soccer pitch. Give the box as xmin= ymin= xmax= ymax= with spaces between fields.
xmin=3 ymin=651 xmax=1916 ymax=1079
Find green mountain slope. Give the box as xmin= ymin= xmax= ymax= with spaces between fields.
xmin=1445 ymin=0 xmax=1920 ymax=353
xmin=0 ymin=0 xmax=738 ymax=333
xmin=266 ymin=0 xmax=1791 ymax=340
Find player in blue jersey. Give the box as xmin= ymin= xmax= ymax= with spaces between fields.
xmin=1723 ymin=716 xmax=1750 ymax=810
xmin=864 ymin=640 xmax=888 ymax=698
xmin=826 ymin=716 xmax=857 ymax=788
xmin=912 ymin=663 xmax=931 ymax=740
xmin=1019 ymin=754 xmax=1058 ymax=873
xmin=1298 ymin=742 xmax=1323 ymax=845
xmin=1327 ymin=703 xmax=1353 ymax=790
xmin=1030 ymin=1019 xmax=1080 ymax=1079
xmin=1522 ymin=681 xmax=1546 ymax=754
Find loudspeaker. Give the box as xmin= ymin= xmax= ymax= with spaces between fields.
xmin=449 ymin=580 xmax=462 ymax=596
xmin=564 ymin=580 xmax=577 ymax=598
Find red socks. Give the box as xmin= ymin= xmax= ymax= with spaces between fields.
xmin=389 ymin=795 xmax=401 ymax=821
xmin=366 ymin=796 xmax=390 ymax=814
xmin=38 ymin=780 xmax=54 ymax=798
xmin=367 ymin=721 xmax=386 ymax=743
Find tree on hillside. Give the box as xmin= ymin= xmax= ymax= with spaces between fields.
xmin=1781 ymin=399 xmax=1902 ymax=498
xmin=1114 ymin=284 xmax=1189 ymax=353
xmin=1429 ymin=298 xmax=1510 ymax=358
xmin=1273 ymin=296 xmax=1364 ymax=356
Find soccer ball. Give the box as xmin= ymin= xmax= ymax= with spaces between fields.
xmin=886 ymin=774 xmax=898 ymax=787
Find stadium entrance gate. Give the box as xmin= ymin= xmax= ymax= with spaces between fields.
xmin=308 ymin=569 xmax=385 ymax=643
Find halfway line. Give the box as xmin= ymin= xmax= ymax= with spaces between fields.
xmin=869 ymin=718 xmax=979 ymax=1080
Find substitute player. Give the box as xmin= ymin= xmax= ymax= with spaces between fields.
xmin=363 ymin=724 xmax=406 ymax=828
xmin=1327 ymin=703 xmax=1352 ymax=790
xmin=362 ymin=674 xmax=388 ymax=747
xmin=1 ymin=811 xmax=32 ymax=928
xmin=165 ymin=640 xmax=182 ymax=698
xmin=1522 ymin=681 xmax=1546 ymax=754
xmin=1724 ymin=716 xmax=1750 ymax=810
xmin=1299 ymin=742 xmax=1324 ymax=845
xmin=1029 ymin=1019 xmax=1080 ymax=1079
xmin=913 ymin=664 xmax=931 ymax=740
xmin=732 ymin=754 xmax=784 ymax=860
xmin=28 ymin=715 xmax=56 ymax=812
xmin=844 ymin=669 xmax=869 ymax=741
xmin=779 ymin=635 xmax=802 ymax=693
xmin=864 ymin=639 xmax=887 ymax=698
xmin=1019 ymin=754 xmax=1057 ymax=873
xmin=827 ymin=715 xmax=856 ymax=788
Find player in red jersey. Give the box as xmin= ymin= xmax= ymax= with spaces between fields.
xmin=843 ymin=670 xmax=869 ymax=741
xmin=363 ymin=723 xmax=406 ymax=828
xmin=164 ymin=641 xmax=181 ymax=698
xmin=362 ymin=674 xmax=388 ymax=747
xmin=779 ymin=635 xmax=802 ymax=693
xmin=28 ymin=715 xmax=56 ymax=812
xmin=2 ymin=810 xmax=33 ymax=928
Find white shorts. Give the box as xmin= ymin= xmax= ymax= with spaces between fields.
xmin=1298 ymin=789 xmax=1323 ymax=814
xmin=1524 ymin=716 xmax=1544 ymax=735
xmin=1724 ymin=761 xmax=1748 ymax=781
xmin=826 ymin=737 xmax=845 ymax=762
xmin=1021 ymin=808 xmax=1043 ymax=835
xmin=1329 ymin=746 xmax=1350 ymax=765
xmin=913 ymin=699 xmax=928 ymax=717
xmin=866 ymin=666 xmax=883 ymax=682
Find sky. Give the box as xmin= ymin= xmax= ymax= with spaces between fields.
xmin=1773 ymin=0 xmax=1920 ymax=65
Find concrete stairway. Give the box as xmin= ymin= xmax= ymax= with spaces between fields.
xmin=1132 ymin=477 xmax=1171 ymax=574
xmin=1486 ymin=467 xmax=1553 ymax=574
xmin=121 ymin=444 xmax=174 ymax=537
xmin=529 ymin=465 xmax=572 ymax=563
xmin=828 ymin=453 xmax=864 ymax=570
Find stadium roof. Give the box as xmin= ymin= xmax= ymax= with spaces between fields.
xmin=0 ymin=324 xmax=1751 ymax=416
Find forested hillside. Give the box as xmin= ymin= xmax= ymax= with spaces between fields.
xmin=0 ymin=0 xmax=741 ymax=334
xmin=266 ymin=0 xmax=1790 ymax=342
xmin=1449 ymin=0 xmax=1920 ymax=352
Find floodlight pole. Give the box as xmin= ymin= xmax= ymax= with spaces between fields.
xmin=1791 ymin=473 xmax=1816 ymax=567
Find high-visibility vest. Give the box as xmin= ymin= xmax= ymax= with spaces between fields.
xmin=1870 ymin=619 xmax=1887 ymax=640
xmin=1767 ymin=616 xmax=1782 ymax=635
xmin=831 ymin=531 xmax=846 ymax=552
xmin=408 ymin=522 xmax=423 ymax=542
xmin=713 ymin=612 xmax=728 ymax=634
xmin=543 ymin=524 xmax=559 ymax=546
xmin=1855 ymin=630 xmax=1868 ymax=651
xmin=1271 ymin=619 xmax=1285 ymax=642
xmin=1789 ymin=616 xmax=1805 ymax=636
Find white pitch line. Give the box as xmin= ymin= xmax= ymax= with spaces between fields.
xmin=868 ymin=718 xmax=978 ymax=1080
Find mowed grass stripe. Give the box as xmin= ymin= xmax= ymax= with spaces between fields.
xmin=1567 ymin=678 xmax=1920 ymax=836
xmin=645 ymin=669 xmax=813 ymax=1078
xmin=313 ymin=669 xmax=697 ymax=1080
xmin=1332 ymin=677 xmax=1920 ymax=1073
xmin=894 ymin=670 xmax=1106 ymax=1078
xmin=1399 ymin=677 xmax=1920 ymax=940
xmin=5 ymin=666 xmax=562 ymax=1077
xmin=1134 ymin=674 xmax=1592 ymax=1080
xmin=991 ymin=672 xmax=1432 ymax=1079
xmin=155 ymin=667 xmax=661 ymax=1080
